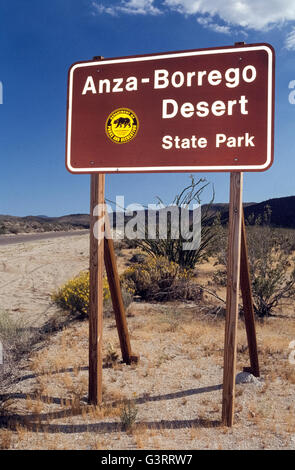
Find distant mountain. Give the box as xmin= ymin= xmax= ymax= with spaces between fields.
xmin=202 ymin=202 xmax=256 ymax=219
xmin=53 ymin=214 xmax=90 ymax=227
xmin=244 ymin=196 xmax=295 ymax=228
xmin=219 ymin=196 xmax=295 ymax=228
xmin=0 ymin=213 xmax=90 ymax=235
xmin=0 ymin=196 xmax=294 ymax=235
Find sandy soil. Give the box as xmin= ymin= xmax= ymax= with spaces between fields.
xmin=0 ymin=235 xmax=295 ymax=450
xmin=0 ymin=233 xmax=90 ymax=327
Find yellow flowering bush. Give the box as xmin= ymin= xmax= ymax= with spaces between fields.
xmin=52 ymin=271 xmax=110 ymax=317
xmin=121 ymin=255 xmax=202 ymax=302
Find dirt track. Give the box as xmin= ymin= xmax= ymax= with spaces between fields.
xmin=0 ymin=232 xmax=89 ymax=327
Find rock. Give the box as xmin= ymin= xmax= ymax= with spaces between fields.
xmin=235 ymin=371 xmax=261 ymax=385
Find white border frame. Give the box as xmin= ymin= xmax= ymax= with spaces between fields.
xmin=66 ymin=45 xmax=274 ymax=173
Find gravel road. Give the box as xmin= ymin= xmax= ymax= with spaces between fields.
xmin=0 ymin=230 xmax=89 ymax=246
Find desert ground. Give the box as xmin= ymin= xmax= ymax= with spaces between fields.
xmin=0 ymin=232 xmax=295 ymax=450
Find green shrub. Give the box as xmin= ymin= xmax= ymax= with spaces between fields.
xmin=52 ymin=271 xmax=109 ymax=317
xmin=52 ymin=271 xmax=132 ymax=317
xmin=134 ymin=175 xmax=217 ymax=269
xmin=121 ymin=255 xmax=202 ymax=302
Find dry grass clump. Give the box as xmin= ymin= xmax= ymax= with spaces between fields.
xmin=120 ymin=400 xmax=138 ymax=431
xmin=104 ymin=343 xmax=120 ymax=368
xmin=0 ymin=429 xmax=13 ymax=449
xmin=281 ymin=366 xmax=295 ymax=384
xmin=0 ymin=395 xmax=15 ymax=424
xmin=0 ymin=310 xmax=34 ymax=361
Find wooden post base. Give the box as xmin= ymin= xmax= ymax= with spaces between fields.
xmin=129 ymin=354 xmax=140 ymax=364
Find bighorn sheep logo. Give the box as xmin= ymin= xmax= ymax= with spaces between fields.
xmin=106 ymin=108 xmax=139 ymax=144
xmin=114 ymin=117 xmax=131 ymax=128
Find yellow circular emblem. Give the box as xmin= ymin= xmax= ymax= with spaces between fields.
xmin=105 ymin=108 xmax=139 ymax=144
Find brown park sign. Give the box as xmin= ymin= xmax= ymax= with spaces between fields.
xmin=66 ymin=43 xmax=275 ymax=173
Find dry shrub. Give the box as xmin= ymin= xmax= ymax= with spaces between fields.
xmin=120 ymin=400 xmax=138 ymax=431
xmin=0 ymin=310 xmax=32 ymax=358
xmin=0 ymin=309 xmax=38 ymax=399
xmin=121 ymin=255 xmax=202 ymax=302
xmin=104 ymin=343 xmax=119 ymax=368
xmin=212 ymin=209 xmax=295 ymax=317
xmin=248 ymin=223 xmax=295 ymax=317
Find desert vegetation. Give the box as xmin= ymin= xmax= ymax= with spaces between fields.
xmin=50 ymin=187 xmax=295 ymax=320
xmin=211 ymin=208 xmax=295 ymax=318
xmin=133 ymin=176 xmax=217 ymax=268
xmin=1 ymin=297 xmax=295 ymax=449
xmin=0 ymin=182 xmax=295 ymax=449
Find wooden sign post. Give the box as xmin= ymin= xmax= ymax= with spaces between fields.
xmin=222 ymin=172 xmax=243 ymax=426
xmin=89 ymin=174 xmax=105 ymax=404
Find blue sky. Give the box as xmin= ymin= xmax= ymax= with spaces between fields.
xmin=0 ymin=0 xmax=295 ymax=216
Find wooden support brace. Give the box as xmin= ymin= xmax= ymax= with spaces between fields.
xmin=222 ymin=172 xmax=243 ymax=427
xmin=104 ymin=211 xmax=139 ymax=365
xmin=240 ymin=212 xmax=260 ymax=377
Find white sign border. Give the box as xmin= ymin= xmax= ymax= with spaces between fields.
xmin=66 ymin=44 xmax=274 ymax=173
